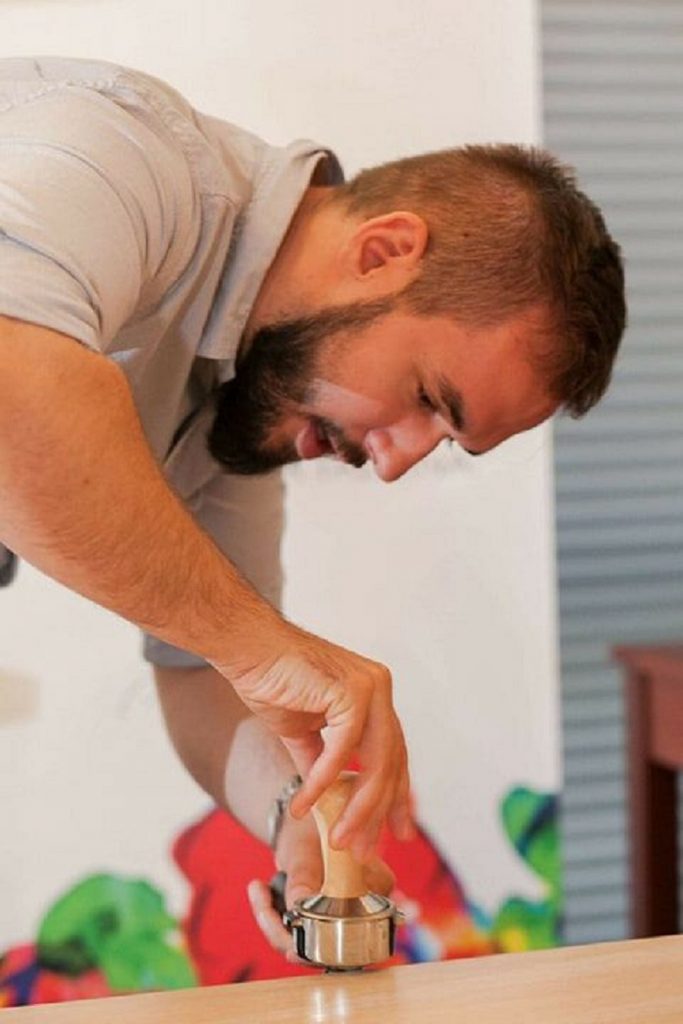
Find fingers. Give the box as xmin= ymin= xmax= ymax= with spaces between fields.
xmin=249 ymin=812 xmax=322 ymax=964
xmin=276 ymin=823 xmax=323 ymax=903
xmin=364 ymin=857 xmax=396 ymax=896
xmin=247 ymin=880 xmax=298 ymax=961
xmin=287 ymin=721 xmax=363 ymax=820
xmin=290 ymin=683 xmax=412 ymax=862
xmin=327 ymin=701 xmax=411 ymax=861
xmin=231 ymin=625 xmax=413 ymax=854
xmin=292 ymin=666 xmax=391 ymax=828
xmin=284 ymin=870 xmax=318 ymax=910
xmin=388 ymin=749 xmax=416 ymax=842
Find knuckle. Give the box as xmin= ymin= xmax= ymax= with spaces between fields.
xmin=373 ymin=665 xmax=393 ymax=695
xmin=374 ymin=661 xmax=392 ymax=683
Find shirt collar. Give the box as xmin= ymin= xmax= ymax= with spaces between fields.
xmin=197 ymin=139 xmax=344 ymax=380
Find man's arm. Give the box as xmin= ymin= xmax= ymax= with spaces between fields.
xmin=0 ymin=317 xmax=269 ymax=657
xmin=155 ymin=664 xmax=295 ymax=841
xmin=0 ymin=315 xmax=411 ymax=856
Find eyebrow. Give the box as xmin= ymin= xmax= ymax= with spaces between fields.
xmin=436 ymin=375 xmax=467 ymax=432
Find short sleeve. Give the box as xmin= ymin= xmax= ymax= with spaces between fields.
xmin=143 ymin=415 xmax=285 ymax=669
xmin=0 ymin=88 xmax=197 ymax=348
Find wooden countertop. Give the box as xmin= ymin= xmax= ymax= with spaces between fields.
xmin=4 ymin=936 xmax=682 ymax=1022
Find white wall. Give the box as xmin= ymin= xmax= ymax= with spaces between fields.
xmin=0 ymin=0 xmax=558 ymax=946
xmin=284 ymin=439 xmax=559 ymax=911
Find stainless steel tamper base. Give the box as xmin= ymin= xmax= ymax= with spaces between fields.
xmin=284 ymin=893 xmax=404 ymax=971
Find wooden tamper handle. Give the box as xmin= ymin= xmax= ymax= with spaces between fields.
xmin=285 ymin=770 xmax=400 ymax=969
xmin=312 ymin=771 xmax=367 ymax=899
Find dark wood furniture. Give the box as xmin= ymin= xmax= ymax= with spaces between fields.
xmin=613 ymin=644 xmax=683 ymax=937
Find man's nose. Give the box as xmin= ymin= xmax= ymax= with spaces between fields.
xmin=365 ymin=418 xmax=449 ymax=482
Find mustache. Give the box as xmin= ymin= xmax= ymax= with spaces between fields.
xmin=315 ymin=417 xmax=367 ymax=468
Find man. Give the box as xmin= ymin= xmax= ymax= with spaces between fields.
xmin=0 ymin=57 xmax=625 ymax=959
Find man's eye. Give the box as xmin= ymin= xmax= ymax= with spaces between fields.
xmin=418 ymin=388 xmax=437 ymax=412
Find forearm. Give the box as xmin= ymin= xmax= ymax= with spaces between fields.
xmin=0 ymin=317 xmax=280 ymax=668
xmin=155 ymin=664 xmax=296 ymax=842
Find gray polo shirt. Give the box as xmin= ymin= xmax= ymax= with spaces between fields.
xmin=0 ymin=56 xmax=342 ymax=667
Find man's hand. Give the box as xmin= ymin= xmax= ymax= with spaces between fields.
xmin=216 ymin=620 xmax=412 ymax=864
xmin=247 ymin=811 xmax=395 ymax=962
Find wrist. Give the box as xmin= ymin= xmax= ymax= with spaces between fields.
xmin=207 ymin=594 xmax=290 ymax=678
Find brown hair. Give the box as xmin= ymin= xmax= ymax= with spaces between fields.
xmin=334 ymin=145 xmax=626 ymax=416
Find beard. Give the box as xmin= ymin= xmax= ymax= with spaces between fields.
xmin=207 ymin=297 xmax=394 ymax=475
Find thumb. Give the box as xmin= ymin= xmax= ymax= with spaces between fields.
xmin=284 ymin=858 xmax=322 ymax=907
xmin=285 ymin=874 xmax=318 ymax=908
xmin=279 ymin=832 xmax=323 ymax=907
xmin=364 ymin=857 xmax=396 ymax=896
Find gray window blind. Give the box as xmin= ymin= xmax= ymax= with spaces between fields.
xmin=541 ymin=0 xmax=683 ymax=944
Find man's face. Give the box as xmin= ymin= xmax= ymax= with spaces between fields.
xmin=209 ymin=300 xmax=558 ymax=482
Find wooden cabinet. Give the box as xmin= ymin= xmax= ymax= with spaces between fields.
xmin=613 ymin=645 xmax=683 ymax=937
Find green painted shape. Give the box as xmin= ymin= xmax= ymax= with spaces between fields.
xmin=492 ymin=896 xmax=557 ymax=951
xmin=99 ymin=933 xmax=197 ymax=991
xmin=501 ymin=787 xmax=561 ymax=897
xmin=37 ymin=873 xmax=196 ymax=991
xmin=494 ymin=786 xmax=563 ymax=949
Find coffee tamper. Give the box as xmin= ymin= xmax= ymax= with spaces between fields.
xmin=283 ymin=771 xmax=404 ymax=971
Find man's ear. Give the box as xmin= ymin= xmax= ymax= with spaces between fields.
xmin=350 ymin=212 xmax=429 ymax=279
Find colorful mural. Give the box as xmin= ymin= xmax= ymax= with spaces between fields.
xmin=0 ymin=877 xmax=195 ymax=1007
xmin=492 ymin=788 xmax=562 ymax=953
xmin=0 ymin=786 xmax=560 ymax=1007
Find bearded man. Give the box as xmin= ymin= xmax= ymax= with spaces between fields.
xmin=0 ymin=57 xmax=625 ymax=958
